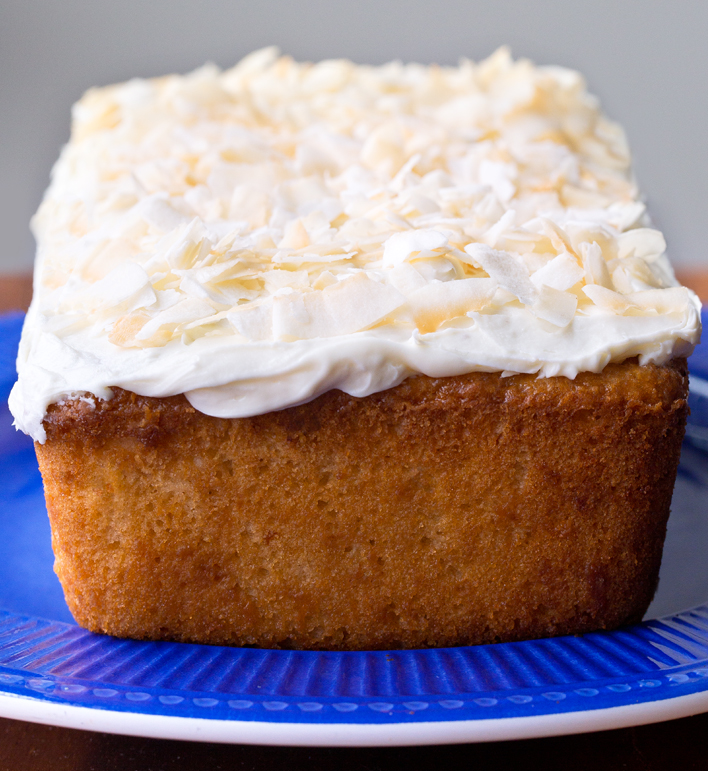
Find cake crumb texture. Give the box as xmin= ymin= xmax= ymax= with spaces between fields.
xmin=37 ymin=360 xmax=688 ymax=650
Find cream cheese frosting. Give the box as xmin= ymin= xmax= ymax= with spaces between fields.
xmin=10 ymin=47 xmax=701 ymax=442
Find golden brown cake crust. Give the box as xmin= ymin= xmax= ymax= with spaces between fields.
xmin=36 ymin=359 xmax=689 ymax=650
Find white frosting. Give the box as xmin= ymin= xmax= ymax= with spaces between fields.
xmin=10 ymin=48 xmax=701 ymax=442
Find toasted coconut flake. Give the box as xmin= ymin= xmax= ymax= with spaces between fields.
xmin=626 ymin=287 xmax=691 ymax=314
xmin=139 ymin=196 xmax=190 ymax=232
xmin=272 ymin=251 xmax=356 ymax=266
xmin=479 ymin=160 xmax=517 ymax=203
xmin=386 ymin=263 xmax=428 ymax=296
xmin=531 ymin=285 xmax=577 ymax=327
xmin=227 ymin=298 xmax=274 ymax=340
xmin=531 ymin=253 xmax=584 ymax=291
xmin=312 ymin=270 xmax=338 ymax=290
xmin=541 ymin=218 xmax=578 ymax=258
xmin=566 ymin=224 xmax=618 ymax=261
xmin=262 ymin=269 xmax=310 ymax=294
xmin=135 ymin=297 xmax=216 ymax=345
xmin=382 ymin=229 xmax=449 ymax=267
xmin=581 ymin=242 xmax=612 ymax=289
xmin=179 ymin=275 xmax=223 ymax=304
xmin=464 ymin=243 xmax=536 ymax=305
xmin=278 ymin=219 xmax=311 ymax=250
xmin=621 ymin=257 xmax=664 ymax=289
xmin=409 ymin=278 xmax=497 ymax=333
xmin=482 ymin=210 xmax=517 ymax=248
xmin=611 ymin=265 xmax=636 ymax=294
xmin=617 ymin=228 xmax=666 ymax=261
xmin=79 ymin=263 xmax=156 ymax=314
xmin=272 ymin=273 xmax=405 ymax=339
xmin=108 ymin=311 xmax=151 ymax=347
xmin=582 ymin=284 xmax=636 ymax=314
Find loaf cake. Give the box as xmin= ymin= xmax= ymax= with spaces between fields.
xmin=10 ymin=48 xmax=701 ymax=649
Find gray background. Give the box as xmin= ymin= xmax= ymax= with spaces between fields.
xmin=1 ymin=0 xmax=706 ymax=274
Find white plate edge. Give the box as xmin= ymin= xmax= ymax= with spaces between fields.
xmin=0 ymin=689 xmax=707 ymax=746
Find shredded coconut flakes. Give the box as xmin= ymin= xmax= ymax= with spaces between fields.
xmin=32 ymin=47 xmax=692 ymax=345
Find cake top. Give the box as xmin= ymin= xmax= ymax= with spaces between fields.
xmin=11 ymin=48 xmax=701 ymax=441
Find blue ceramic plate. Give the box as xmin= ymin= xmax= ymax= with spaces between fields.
xmin=1 ymin=311 xmax=707 ymax=746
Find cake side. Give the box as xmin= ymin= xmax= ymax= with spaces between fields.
xmin=13 ymin=50 xmax=700 ymax=652
xmin=36 ymin=359 xmax=688 ymax=650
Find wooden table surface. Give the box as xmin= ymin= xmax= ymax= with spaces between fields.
xmin=1 ymin=271 xmax=707 ymax=771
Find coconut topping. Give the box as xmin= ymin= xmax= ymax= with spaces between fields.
xmin=10 ymin=48 xmax=701 ymax=442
